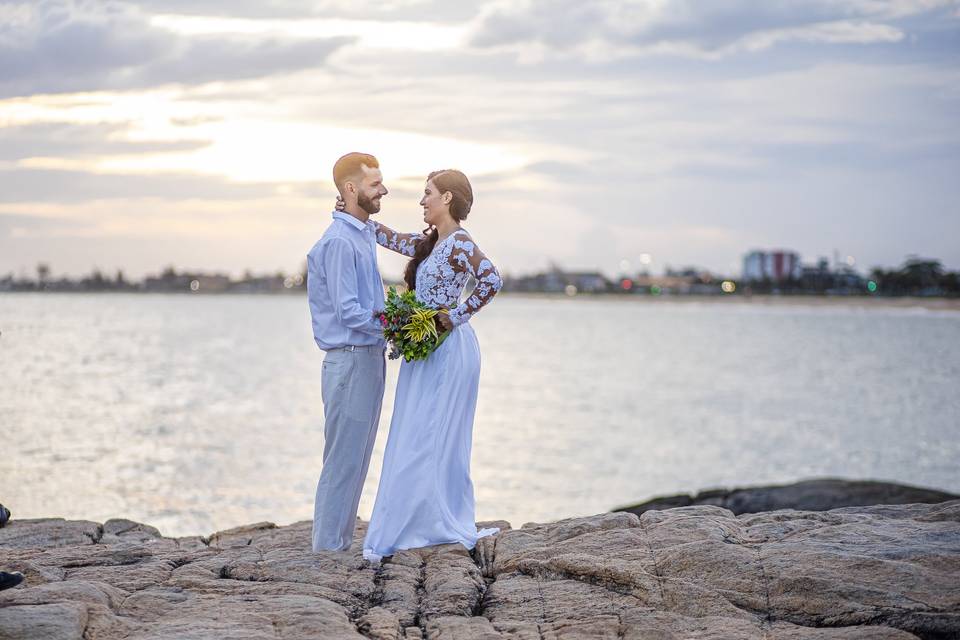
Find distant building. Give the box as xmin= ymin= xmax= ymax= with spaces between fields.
xmin=503 ymin=266 xmax=611 ymax=294
xmin=564 ymin=271 xmax=609 ymax=293
xmin=828 ymin=265 xmax=865 ymax=292
xmin=230 ymin=274 xmax=287 ymax=293
xmin=633 ymin=274 xmax=695 ymax=293
xmin=144 ymin=269 xmax=230 ymax=293
xmin=743 ymin=250 xmax=801 ymax=282
xmin=799 ymin=258 xmax=832 ymax=291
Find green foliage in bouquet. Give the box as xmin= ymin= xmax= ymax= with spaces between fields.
xmin=379 ymin=287 xmax=451 ymax=362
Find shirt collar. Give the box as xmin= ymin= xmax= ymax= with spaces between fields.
xmin=332 ymin=211 xmax=369 ymax=231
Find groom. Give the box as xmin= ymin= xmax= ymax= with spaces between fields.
xmin=307 ymin=152 xmax=389 ymax=552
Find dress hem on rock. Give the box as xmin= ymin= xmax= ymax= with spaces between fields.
xmin=362 ymin=526 xmax=500 ymax=563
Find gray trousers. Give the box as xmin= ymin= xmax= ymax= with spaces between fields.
xmin=312 ymin=345 xmax=386 ymax=551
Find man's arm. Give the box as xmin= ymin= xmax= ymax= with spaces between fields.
xmin=321 ymin=238 xmax=383 ymax=335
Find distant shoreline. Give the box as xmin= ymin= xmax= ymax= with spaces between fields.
xmin=2 ymin=289 xmax=960 ymax=311
xmin=506 ymin=291 xmax=960 ymax=311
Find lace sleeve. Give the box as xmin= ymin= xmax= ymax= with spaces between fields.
xmin=446 ymin=231 xmax=502 ymax=326
xmin=374 ymin=222 xmax=424 ymax=257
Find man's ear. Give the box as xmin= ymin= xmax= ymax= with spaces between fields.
xmin=343 ymin=181 xmax=356 ymax=196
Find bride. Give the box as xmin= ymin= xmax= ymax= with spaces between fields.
xmin=353 ymin=169 xmax=502 ymax=562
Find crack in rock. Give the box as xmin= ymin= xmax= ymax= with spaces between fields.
xmin=638 ymin=516 xmax=668 ymax=608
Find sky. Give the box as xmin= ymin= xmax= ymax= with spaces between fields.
xmin=1 ymin=0 xmax=958 ymax=280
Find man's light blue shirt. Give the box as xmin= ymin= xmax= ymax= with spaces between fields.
xmin=307 ymin=211 xmax=386 ymax=351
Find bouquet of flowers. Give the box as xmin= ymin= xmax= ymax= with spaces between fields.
xmin=379 ymin=287 xmax=451 ymax=362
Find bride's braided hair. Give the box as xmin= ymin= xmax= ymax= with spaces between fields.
xmin=404 ymin=170 xmax=473 ymax=291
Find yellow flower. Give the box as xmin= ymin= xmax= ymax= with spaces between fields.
xmin=402 ymin=307 xmax=439 ymax=343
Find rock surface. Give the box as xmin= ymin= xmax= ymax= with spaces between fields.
xmin=614 ymin=478 xmax=960 ymax=516
xmin=1 ymin=502 xmax=958 ymax=639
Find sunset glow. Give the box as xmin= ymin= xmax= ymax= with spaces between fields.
xmin=1 ymin=1 xmax=958 ymax=279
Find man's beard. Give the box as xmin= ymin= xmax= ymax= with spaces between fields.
xmin=358 ymin=193 xmax=381 ymax=215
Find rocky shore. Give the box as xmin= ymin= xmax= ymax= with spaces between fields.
xmin=615 ymin=478 xmax=960 ymax=516
xmin=2 ymin=497 xmax=959 ymax=639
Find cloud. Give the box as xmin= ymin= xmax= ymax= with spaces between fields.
xmin=0 ymin=122 xmax=209 ymax=161
xmin=0 ymin=1 xmax=350 ymax=97
xmin=0 ymin=212 xmax=93 ymax=238
xmin=127 ymin=0 xmax=482 ymax=22
xmin=0 ymin=198 xmax=341 ymax=278
xmin=469 ymin=0 xmax=957 ymax=59
xmin=0 ymin=168 xmax=282 ymax=203
xmin=1 ymin=0 xmax=958 ymax=277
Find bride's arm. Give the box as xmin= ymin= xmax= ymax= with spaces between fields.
xmin=334 ymin=196 xmax=424 ymax=256
xmin=445 ymin=231 xmax=502 ymax=326
xmin=373 ymin=221 xmax=424 ymax=257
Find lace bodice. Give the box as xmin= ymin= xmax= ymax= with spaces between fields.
xmin=375 ymin=223 xmax=502 ymax=326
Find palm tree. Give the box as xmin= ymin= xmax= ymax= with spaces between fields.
xmin=900 ymin=257 xmax=943 ymax=293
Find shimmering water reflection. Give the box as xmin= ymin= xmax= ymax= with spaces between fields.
xmin=1 ymin=293 xmax=958 ymax=537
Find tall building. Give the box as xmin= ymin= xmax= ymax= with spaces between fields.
xmin=743 ymin=250 xmax=801 ymax=282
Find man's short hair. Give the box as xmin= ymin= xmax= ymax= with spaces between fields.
xmin=333 ymin=152 xmax=379 ymax=192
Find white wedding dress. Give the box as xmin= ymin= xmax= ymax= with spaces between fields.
xmin=363 ymin=224 xmax=502 ymax=562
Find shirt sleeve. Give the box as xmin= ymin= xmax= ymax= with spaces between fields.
xmin=319 ymin=238 xmax=383 ymax=336
xmin=374 ymin=221 xmax=425 ymax=257
xmin=446 ymin=232 xmax=503 ymax=326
